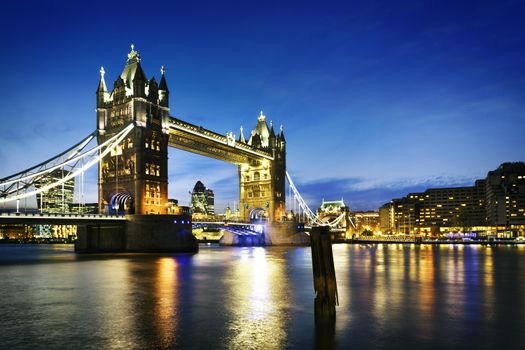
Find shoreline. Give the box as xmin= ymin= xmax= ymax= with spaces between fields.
xmin=2 ymin=238 xmax=525 ymax=246
xmin=335 ymin=239 xmax=525 ymax=245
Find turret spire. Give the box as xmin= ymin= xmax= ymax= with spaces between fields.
xmin=127 ymin=43 xmax=140 ymax=63
xmin=279 ymin=124 xmax=286 ymax=142
xmin=97 ymin=66 xmax=108 ymax=92
xmin=158 ymin=65 xmax=169 ymax=107
xmin=238 ymin=125 xmax=246 ymax=143
xmin=96 ymin=66 xmax=110 ymax=107
xmin=159 ymin=66 xmax=169 ymax=92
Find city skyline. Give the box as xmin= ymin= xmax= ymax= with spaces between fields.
xmin=1 ymin=1 xmax=524 ymax=212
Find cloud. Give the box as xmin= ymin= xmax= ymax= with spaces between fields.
xmin=291 ymin=174 xmax=478 ymax=211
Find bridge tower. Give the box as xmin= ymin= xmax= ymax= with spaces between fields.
xmin=96 ymin=45 xmax=170 ymax=215
xmin=239 ymin=112 xmax=286 ymax=223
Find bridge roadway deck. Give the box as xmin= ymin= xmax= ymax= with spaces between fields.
xmin=0 ymin=212 xmax=126 ymax=225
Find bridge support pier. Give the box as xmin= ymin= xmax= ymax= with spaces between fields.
xmin=75 ymin=214 xmax=198 ymax=253
xmin=218 ymin=221 xmax=309 ymax=246
xmin=264 ymin=222 xmax=310 ymax=245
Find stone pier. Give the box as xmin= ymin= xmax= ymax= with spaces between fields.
xmin=75 ymin=214 xmax=198 ymax=253
xmin=219 ymin=221 xmax=310 ymax=246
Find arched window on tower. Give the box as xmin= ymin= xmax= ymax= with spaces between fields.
xmin=254 ymin=172 xmax=260 ymax=181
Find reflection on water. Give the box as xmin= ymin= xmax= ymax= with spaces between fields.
xmin=154 ymin=258 xmax=178 ymax=348
xmin=0 ymin=243 xmax=524 ymax=349
xmin=225 ymin=247 xmax=289 ymax=349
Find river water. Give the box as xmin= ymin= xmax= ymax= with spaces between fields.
xmin=0 ymin=243 xmax=524 ymax=349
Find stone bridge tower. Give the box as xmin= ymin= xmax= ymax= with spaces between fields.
xmin=238 ymin=112 xmax=286 ymax=223
xmin=96 ymin=45 xmax=170 ymax=215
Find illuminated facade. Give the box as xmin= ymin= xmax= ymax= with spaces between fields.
xmin=190 ymin=181 xmax=215 ymax=218
xmin=238 ymin=112 xmax=286 ymax=222
xmin=485 ymin=162 xmax=525 ymax=227
xmin=350 ymin=211 xmax=380 ymax=232
xmin=34 ymin=169 xmax=75 ymax=214
xmin=379 ymin=162 xmax=525 ymax=236
xmin=317 ymin=199 xmax=350 ymax=228
xmin=380 ymin=180 xmax=486 ymax=235
xmin=97 ymin=46 xmax=170 ymax=215
xmin=205 ymin=189 xmax=215 ymax=216
xmin=96 ymin=47 xmax=287 ymax=222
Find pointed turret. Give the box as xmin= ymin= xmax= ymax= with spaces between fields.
xmin=269 ymin=120 xmax=276 ymax=148
xmin=132 ymin=62 xmax=147 ymax=97
xmin=148 ymin=77 xmax=158 ymax=102
xmin=238 ymin=125 xmax=246 ymax=143
xmin=158 ymin=66 xmax=170 ymax=107
xmin=96 ymin=67 xmax=110 ymax=107
xmin=248 ymin=111 xmax=271 ymax=148
xmin=97 ymin=67 xmax=108 ymax=93
xmin=279 ymin=124 xmax=286 ymax=143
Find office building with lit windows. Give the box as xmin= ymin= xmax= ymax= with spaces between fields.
xmin=191 ymin=181 xmax=215 ymax=219
xmin=34 ymin=169 xmax=75 ymax=214
xmin=379 ymin=162 xmax=525 ymax=237
xmin=485 ymin=162 xmax=525 ymax=227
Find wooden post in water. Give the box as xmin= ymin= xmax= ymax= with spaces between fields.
xmin=310 ymin=226 xmax=338 ymax=316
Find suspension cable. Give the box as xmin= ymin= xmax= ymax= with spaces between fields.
xmin=0 ymin=123 xmax=135 ymax=204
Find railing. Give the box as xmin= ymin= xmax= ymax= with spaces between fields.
xmin=0 ymin=212 xmax=126 ymax=220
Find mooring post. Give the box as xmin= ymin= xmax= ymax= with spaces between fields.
xmin=310 ymin=225 xmax=338 ymax=316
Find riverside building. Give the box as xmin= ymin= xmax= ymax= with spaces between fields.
xmin=379 ymin=162 xmax=525 ymax=237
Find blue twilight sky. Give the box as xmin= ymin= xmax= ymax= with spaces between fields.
xmin=0 ymin=0 xmax=524 ymax=212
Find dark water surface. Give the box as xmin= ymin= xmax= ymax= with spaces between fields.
xmin=1 ymin=243 xmax=524 ymax=349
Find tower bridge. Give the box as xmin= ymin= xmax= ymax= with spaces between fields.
xmin=0 ymin=46 xmax=348 ymax=251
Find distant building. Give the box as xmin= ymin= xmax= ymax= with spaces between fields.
xmin=379 ymin=180 xmax=486 ymax=235
xmin=166 ymin=199 xmax=179 ymax=214
xmin=34 ymin=169 xmax=75 ymax=214
xmin=351 ymin=211 xmax=380 ymax=233
xmin=68 ymin=203 xmax=99 ymax=215
xmin=166 ymin=199 xmax=191 ymax=216
xmin=317 ymin=199 xmax=351 ymax=229
xmin=379 ymin=162 xmax=525 ymax=237
xmin=205 ymin=189 xmax=215 ymax=215
xmin=191 ymin=181 xmax=215 ymax=219
xmin=485 ymin=162 xmax=525 ymax=227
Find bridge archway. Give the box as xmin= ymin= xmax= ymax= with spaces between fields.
xmin=249 ymin=207 xmax=268 ymax=222
xmin=109 ymin=192 xmax=134 ymax=215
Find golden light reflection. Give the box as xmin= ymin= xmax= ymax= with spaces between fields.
xmin=154 ymin=257 xmax=178 ymax=348
xmin=482 ymin=247 xmax=495 ymax=321
xmin=416 ymin=246 xmax=436 ymax=333
xmin=225 ymin=247 xmax=289 ymax=350
xmin=371 ymin=245 xmax=388 ymax=330
xmin=332 ymin=244 xmax=352 ymax=329
xmin=96 ymin=259 xmax=138 ymax=349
